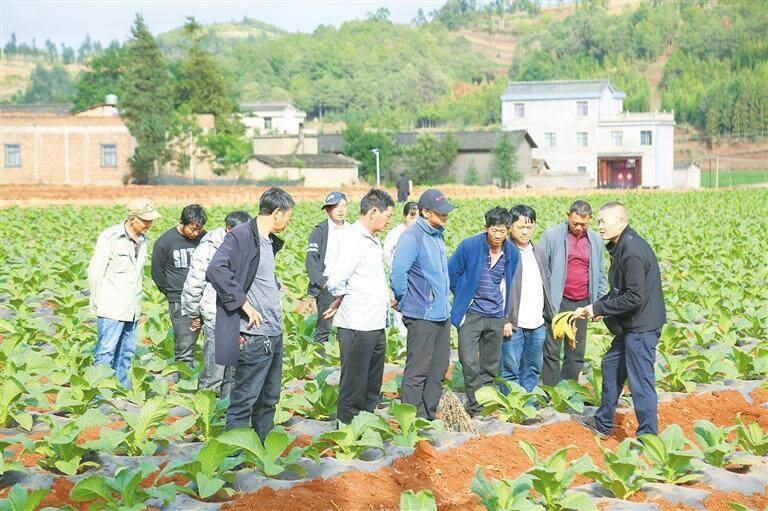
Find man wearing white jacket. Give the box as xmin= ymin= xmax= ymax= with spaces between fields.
xmin=88 ymin=198 xmax=160 ymax=388
xmin=181 ymin=210 xmax=252 ymax=397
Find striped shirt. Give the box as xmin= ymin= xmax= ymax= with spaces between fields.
xmin=467 ymin=250 xmax=506 ymax=318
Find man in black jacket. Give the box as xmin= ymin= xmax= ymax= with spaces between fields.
xmin=305 ymin=191 xmax=350 ymax=343
xmin=573 ymin=201 xmax=666 ymax=437
xmin=206 ymin=188 xmax=293 ymax=440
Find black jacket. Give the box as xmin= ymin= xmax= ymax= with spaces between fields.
xmin=592 ymin=226 xmax=666 ymax=335
xmin=206 ymin=218 xmax=283 ymax=366
xmin=305 ymin=220 xmax=329 ymax=297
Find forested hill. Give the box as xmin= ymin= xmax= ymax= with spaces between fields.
xmin=3 ymin=0 xmax=767 ymax=138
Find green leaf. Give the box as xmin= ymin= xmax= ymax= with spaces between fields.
xmin=195 ymin=472 xmax=226 ymax=499
xmin=70 ymin=475 xmax=115 ymax=503
xmin=399 ymin=489 xmax=437 ymax=511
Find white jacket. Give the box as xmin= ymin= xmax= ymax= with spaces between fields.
xmin=181 ymin=227 xmax=226 ymax=326
xmin=87 ymin=223 xmax=148 ymax=322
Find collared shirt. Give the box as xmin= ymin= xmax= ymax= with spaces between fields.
xmin=563 ymin=230 xmax=590 ymax=301
xmin=240 ymin=235 xmax=282 ymax=336
xmin=467 ymin=249 xmax=506 ymax=318
xmin=322 ymin=218 xmax=350 ymax=277
xmin=326 ymin=220 xmax=389 ymax=331
xmin=123 ymin=222 xmax=143 ymax=259
xmin=516 ymin=243 xmax=544 ymax=329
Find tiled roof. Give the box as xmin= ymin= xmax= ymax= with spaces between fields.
xmin=254 ymin=153 xmax=358 ymax=168
xmin=501 ymin=79 xmax=626 ymax=100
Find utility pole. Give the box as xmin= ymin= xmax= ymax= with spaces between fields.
xmin=371 ymin=148 xmax=380 ymax=187
xmin=715 ymin=156 xmax=720 ymax=190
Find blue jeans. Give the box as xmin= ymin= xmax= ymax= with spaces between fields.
xmin=225 ymin=333 xmax=283 ymax=441
xmin=199 ymin=324 xmax=234 ymax=398
xmin=94 ymin=317 xmax=137 ymax=388
xmin=595 ymin=330 xmax=660 ymax=436
xmin=498 ymin=325 xmax=546 ymax=393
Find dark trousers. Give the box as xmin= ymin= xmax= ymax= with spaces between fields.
xmin=401 ymin=318 xmax=451 ymax=420
xmin=458 ymin=313 xmax=504 ymax=412
xmin=313 ymin=288 xmax=336 ymax=343
xmin=337 ymin=328 xmax=386 ymax=424
xmin=168 ymin=301 xmax=200 ymax=368
xmin=225 ymin=333 xmax=283 ymax=441
xmin=595 ymin=329 xmax=660 ymax=436
xmin=542 ymin=296 xmax=589 ymax=386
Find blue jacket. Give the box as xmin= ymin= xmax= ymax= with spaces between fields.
xmin=390 ymin=217 xmax=450 ymax=322
xmin=448 ymin=233 xmax=519 ymax=328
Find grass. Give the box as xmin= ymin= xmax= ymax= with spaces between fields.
xmin=700 ymin=170 xmax=768 ymax=188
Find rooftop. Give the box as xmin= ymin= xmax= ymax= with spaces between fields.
xmin=255 ymin=153 xmax=358 ymax=168
xmin=318 ymin=130 xmax=536 ymax=153
xmin=1 ymin=103 xmax=75 ymax=116
xmin=240 ymin=101 xmax=306 ymax=115
xmin=501 ymin=79 xmax=626 ymax=101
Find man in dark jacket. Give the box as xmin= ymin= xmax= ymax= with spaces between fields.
xmin=151 ymin=204 xmax=207 ymax=370
xmin=396 ymin=173 xmax=410 ymax=202
xmin=573 ymin=201 xmax=666 ymax=437
xmin=305 ymin=191 xmax=350 ymax=343
xmin=206 ymin=188 xmax=294 ymax=440
xmin=448 ymin=206 xmax=519 ymax=415
xmin=499 ymin=205 xmax=556 ymax=393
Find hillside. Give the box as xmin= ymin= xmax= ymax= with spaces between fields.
xmin=0 ymin=56 xmax=84 ymax=102
xmin=156 ymin=16 xmax=286 ymax=57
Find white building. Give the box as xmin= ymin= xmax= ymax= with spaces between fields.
xmin=501 ymin=79 xmax=675 ymax=188
xmin=239 ymin=101 xmax=306 ymax=136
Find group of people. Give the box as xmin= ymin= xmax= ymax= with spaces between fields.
xmin=87 ymin=186 xmax=666 ymax=442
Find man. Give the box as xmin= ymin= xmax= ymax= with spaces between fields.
xmin=181 ymin=210 xmax=252 ymax=397
xmin=448 ymin=206 xmax=519 ymax=416
xmin=539 ymin=200 xmax=608 ymax=386
xmin=499 ymin=205 xmax=555 ymax=393
xmin=151 ymin=204 xmax=207 ymax=370
xmin=391 ymin=189 xmax=455 ymax=420
xmin=206 ymin=187 xmax=294 ymax=440
xmin=573 ymin=202 xmax=666 ymax=438
xmin=88 ymin=198 xmax=160 ymax=387
xmin=396 ymin=172 xmax=410 ymax=203
xmin=305 ymin=191 xmax=350 ymax=344
xmin=323 ymin=189 xmax=395 ymax=424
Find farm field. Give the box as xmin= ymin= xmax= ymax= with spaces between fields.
xmin=0 ymin=188 xmax=767 ymax=510
xmin=699 ymin=171 xmax=768 ymax=189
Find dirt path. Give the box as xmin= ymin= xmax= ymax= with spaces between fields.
xmin=221 ymin=388 xmax=768 ymax=511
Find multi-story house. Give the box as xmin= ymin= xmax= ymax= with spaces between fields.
xmin=501 ymin=79 xmax=675 ymax=188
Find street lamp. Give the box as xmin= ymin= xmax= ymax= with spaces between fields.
xmin=370 ymin=148 xmax=380 ymax=187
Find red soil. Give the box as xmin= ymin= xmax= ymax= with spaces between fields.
xmin=220 ymin=389 xmax=768 ymax=511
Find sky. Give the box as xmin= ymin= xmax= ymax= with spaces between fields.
xmin=1 ymin=0 xmax=453 ymax=48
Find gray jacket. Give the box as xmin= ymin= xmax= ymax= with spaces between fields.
xmin=539 ymin=222 xmax=608 ymax=312
xmin=506 ymin=242 xmax=556 ymax=331
xmin=181 ymin=227 xmax=227 ymax=325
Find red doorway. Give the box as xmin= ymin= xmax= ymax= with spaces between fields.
xmin=598 ymin=157 xmax=642 ymax=188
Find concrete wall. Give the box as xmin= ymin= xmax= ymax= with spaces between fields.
xmin=446 ymin=139 xmax=534 ymax=184
xmin=1 ymin=116 xmax=132 ymax=185
xmin=673 ymin=165 xmax=701 ymax=189
xmin=248 ymin=159 xmax=358 ymax=188
xmin=524 ymin=173 xmax=593 ymax=189
xmin=241 ymin=112 xmax=305 ymax=136
xmin=252 ymin=136 xmax=318 ymax=156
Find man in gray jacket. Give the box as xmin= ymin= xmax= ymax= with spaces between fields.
xmin=539 ymin=200 xmax=608 ymax=387
xmin=182 ymin=210 xmax=252 ymax=397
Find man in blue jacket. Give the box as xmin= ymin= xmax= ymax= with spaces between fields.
xmin=448 ymin=206 xmax=519 ymax=416
xmin=390 ymin=189 xmax=455 ymax=420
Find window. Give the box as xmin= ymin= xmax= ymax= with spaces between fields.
xmin=264 ymin=117 xmax=273 ymax=130
xmin=544 ymin=132 xmax=556 ymax=147
xmin=577 ymin=132 xmax=588 ymax=147
xmin=576 ymin=101 xmax=588 ymax=116
xmin=577 ymin=166 xmax=587 ymax=173
xmin=4 ymin=144 xmax=20 ymax=167
xmin=514 ymin=103 xmax=525 ymax=118
xmin=641 ymin=130 xmax=653 ymax=145
xmin=611 ymin=130 xmax=623 ymax=147
xmin=100 ymin=144 xmax=117 ymax=167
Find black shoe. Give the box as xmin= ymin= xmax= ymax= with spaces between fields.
xmin=573 ymin=415 xmax=609 ymax=439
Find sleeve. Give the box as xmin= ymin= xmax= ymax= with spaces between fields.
xmin=181 ymin=239 xmax=212 ymax=318
xmin=150 ymin=235 xmax=169 ymax=295
xmin=383 ymin=229 xmax=397 ymax=270
xmin=447 ymin=240 xmax=467 ymax=295
xmin=325 ymin=236 xmax=362 ymax=298
xmin=596 ymin=241 xmax=609 ymax=298
xmin=390 ymin=232 xmax=419 ymax=302
xmin=206 ymin=232 xmax=248 ymax=313
xmin=539 ymin=228 xmax=553 ymax=266
xmin=304 ymin=226 xmax=327 ymax=290
xmin=87 ymin=231 xmax=112 ymax=312
xmin=592 ymin=253 xmax=648 ymax=318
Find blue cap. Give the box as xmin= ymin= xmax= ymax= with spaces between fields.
xmin=322 ymin=191 xmax=347 ymax=210
xmin=417 ymin=188 xmax=455 ymax=215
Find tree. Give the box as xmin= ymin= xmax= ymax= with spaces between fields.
xmin=77 ymin=34 xmax=93 ymax=62
xmin=341 ymin=125 xmax=398 ymax=182
xmin=465 ymin=158 xmax=482 ymax=185
xmin=44 ymin=39 xmax=57 ymax=62
xmin=491 ymin=133 xmax=521 ymax=188
xmin=14 ymin=64 xmax=75 ymax=103
xmin=61 ymin=45 xmax=75 ymax=64
xmin=120 ymin=14 xmax=177 ymax=183
xmin=73 ymin=45 xmax=125 ymax=111
xmin=400 ymin=133 xmax=459 ymax=184
xmin=4 ymin=32 xmax=18 ymax=54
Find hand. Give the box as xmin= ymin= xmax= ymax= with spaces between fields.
xmin=593 ymin=316 xmax=604 ymax=323
xmin=573 ymin=305 xmax=594 ymax=320
xmin=322 ymin=298 xmax=342 ymax=320
xmin=503 ymin=322 xmax=512 ymax=337
xmin=242 ymin=301 xmax=263 ymax=330
xmin=390 ymin=299 xmax=398 ymax=310
xmin=189 ymin=317 xmax=202 ymax=332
